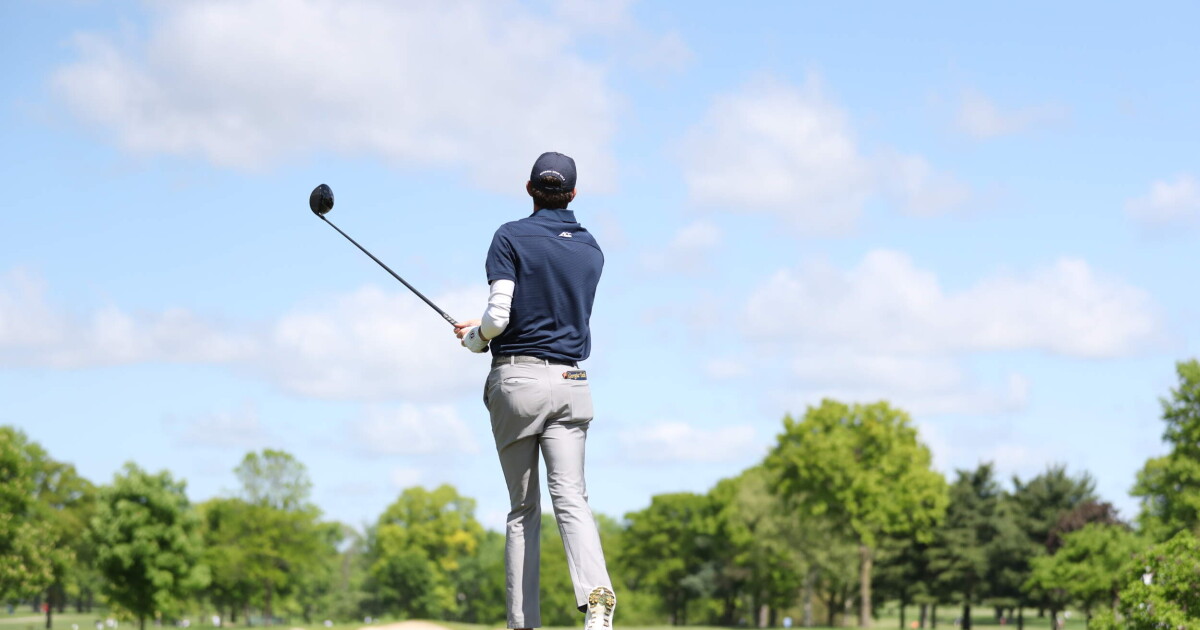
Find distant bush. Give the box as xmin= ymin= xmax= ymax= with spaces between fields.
xmin=1091 ymin=530 xmax=1200 ymax=629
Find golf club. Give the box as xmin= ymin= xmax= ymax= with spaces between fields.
xmin=309 ymin=183 xmax=460 ymax=327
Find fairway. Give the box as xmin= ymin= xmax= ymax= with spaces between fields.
xmin=0 ymin=614 xmax=97 ymax=630
xmin=0 ymin=611 xmax=1094 ymax=630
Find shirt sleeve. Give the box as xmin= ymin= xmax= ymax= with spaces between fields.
xmin=480 ymin=279 xmax=515 ymax=340
xmin=485 ymin=227 xmax=517 ymax=284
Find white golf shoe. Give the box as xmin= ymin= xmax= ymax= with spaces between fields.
xmin=584 ymin=586 xmax=616 ymax=630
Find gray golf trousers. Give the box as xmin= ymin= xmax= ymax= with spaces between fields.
xmin=484 ymin=356 xmax=613 ymax=629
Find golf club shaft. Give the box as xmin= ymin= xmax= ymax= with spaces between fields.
xmin=319 ymin=215 xmax=459 ymax=327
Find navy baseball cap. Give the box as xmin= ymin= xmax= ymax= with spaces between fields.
xmin=529 ymin=152 xmax=577 ymax=193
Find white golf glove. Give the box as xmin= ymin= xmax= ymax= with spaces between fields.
xmin=461 ymin=326 xmax=489 ymax=353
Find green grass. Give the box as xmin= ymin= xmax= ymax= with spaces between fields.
xmin=873 ymin=609 xmax=1089 ymax=630
xmin=440 ymin=622 xmax=503 ymax=630
xmin=1 ymin=611 xmax=1089 ymax=630
xmin=0 ymin=613 xmax=98 ymax=630
xmin=292 ymin=620 xmax=1087 ymax=630
xmin=435 ymin=614 xmax=1088 ymax=630
xmin=285 ymin=614 xmax=1084 ymax=628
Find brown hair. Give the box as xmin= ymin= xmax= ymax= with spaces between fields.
xmin=529 ymin=179 xmax=574 ymax=209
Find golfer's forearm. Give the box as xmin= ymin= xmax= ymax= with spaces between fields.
xmin=480 ymin=279 xmax=514 ymax=339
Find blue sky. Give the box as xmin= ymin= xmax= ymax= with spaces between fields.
xmin=3 ymin=0 xmax=1198 ymax=531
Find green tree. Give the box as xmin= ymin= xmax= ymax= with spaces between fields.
xmin=364 ymin=484 xmax=484 ymax=619
xmin=236 ymin=451 xmax=331 ymax=623
xmin=0 ymin=427 xmax=55 ymax=602
xmin=304 ymin=522 xmax=369 ymax=622
xmin=286 ymin=519 xmax=344 ymax=623
xmin=202 ymin=451 xmax=336 ymax=625
xmin=455 ymin=528 xmax=506 ymax=624
xmin=197 ymin=498 xmax=257 ymax=623
xmin=1025 ymin=523 xmax=1141 ymax=624
xmin=597 ymin=514 xmax=660 ymax=626
xmin=1045 ymin=501 xmax=1124 ymax=553
xmin=785 ymin=511 xmax=859 ymax=628
xmin=927 ymin=464 xmax=1003 ymax=630
xmin=1010 ymin=465 xmax=1098 ymax=551
xmin=234 ymin=449 xmax=313 ymax=511
xmin=874 ymin=532 xmax=933 ymax=629
xmin=765 ymin=400 xmax=949 ymax=627
xmin=538 ymin=512 xmax=586 ymax=626
xmin=983 ymin=495 xmax=1032 ymax=626
xmin=711 ymin=466 xmax=806 ymax=627
xmin=89 ymin=463 xmax=209 ymax=630
xmin=1091 ymin=530 xmax=1200 ymax=629
xmin=1133 ymin=359 xmax=1200 ymax=540
xmin=30 ymin=452 xmax=98 ymax=628
xmin=1009 ymin=464 xmax=1097 ymax=625
xmin=619 ymin=492 xmax=719 ymax=625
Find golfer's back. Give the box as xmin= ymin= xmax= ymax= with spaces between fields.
xmin=485 ymin=208 xmax=603 ymax=364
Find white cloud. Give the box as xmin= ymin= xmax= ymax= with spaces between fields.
xmin=52 ymin=0 xmax=619 ymax=191
xmin=547 ymin=0 xmax=692 ymax=72
xmin=746 ymin=250 xmax=1160 ymax=358
xmin=878 ymin=152 xmax=972 ymax=217
xmin=670 ymin=220 xmax=721 ymax=253
xmin=641 ymin=219 xmax=721 ymax=272
xmin=912 ymin=417 xmax=1057 ymax=481
xmin=682 ymin=77 xmax=871 ymax=233
xmin=682 ymin=76 xmax=968 ymax=232
xmin=633 ymin=31 xmax=692 ymax=73
xmin=954 ymin=90 xmax=1069 ymax=140
xmin=322 ymin=481 xmax=378 ymax=498
xmin=791 ymin=354 xmax=964 ymax=393
xmin=737 ymin=251 xmax=1159 ymax=416
xmin=619 ymin=421 xmax=756 ymax=463
xmin=914 ymin=420 xmax=954 ymax=471
xmin=353 ymin=404 xmax=480 ymax=455
xmin=389 ymin=467 xmax=425 ymax=489
xmin=263 ymin=285 xmax=488 ymax=400
xmin=1126 ymin=174 xmax=1200 ymax=228
xmin=164 ymin=404 xmax=274 ymax=449
xmin=0 ymin=269 xmax=252 ymax=368
xmin=775 ymin=371 xmax=1030 ymax=418
xmin=980 ymin=441 xmax=1057 ymax=475
xmin=0 ymin=269 xmax=487 ymax=401
xmin=588 ymin=209 xmax=629 ymax=250
xmin=549 ymin=0 xmax=637 ymax=28
xmin=703 ymin=357 xmax=747 ymax=380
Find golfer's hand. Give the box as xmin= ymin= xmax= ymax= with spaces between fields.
xmin=461 ymin=327 xmax=489 ymax=353
xmin=454 ymin=319 xmax=481 ymax=340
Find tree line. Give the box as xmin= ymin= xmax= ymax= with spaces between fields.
xmin=3 ymin=360 xmax=1199 ymax=629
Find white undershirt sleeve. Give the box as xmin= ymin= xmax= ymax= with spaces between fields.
xmin=480 ymin=279 xmax=514 ymax=340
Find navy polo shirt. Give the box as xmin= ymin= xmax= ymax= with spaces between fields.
xmin=485 ymin=208 xmax=604 ymax=363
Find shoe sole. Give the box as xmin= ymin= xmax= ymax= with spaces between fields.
xmin=587 ymin=589 xmax=616 ymax=627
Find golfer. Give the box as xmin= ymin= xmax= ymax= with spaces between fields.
xmin=454 ymin=152 xmax=616 ymax=630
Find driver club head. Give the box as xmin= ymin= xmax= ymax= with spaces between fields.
xmin=309 ymin=183 xmax=334 ymax=216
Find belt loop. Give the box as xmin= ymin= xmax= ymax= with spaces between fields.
xmin=509 ymin=356 xmax=516 ymax=365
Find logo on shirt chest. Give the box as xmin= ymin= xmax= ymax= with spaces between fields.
xmin=558 ymin=231 xmax=573 ymax=238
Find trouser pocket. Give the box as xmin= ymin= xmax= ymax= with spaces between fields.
xmin=566 ymin=378 xmax=593 ymax=423
xmin=495 ymin=365 xmax=550 ymax=421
